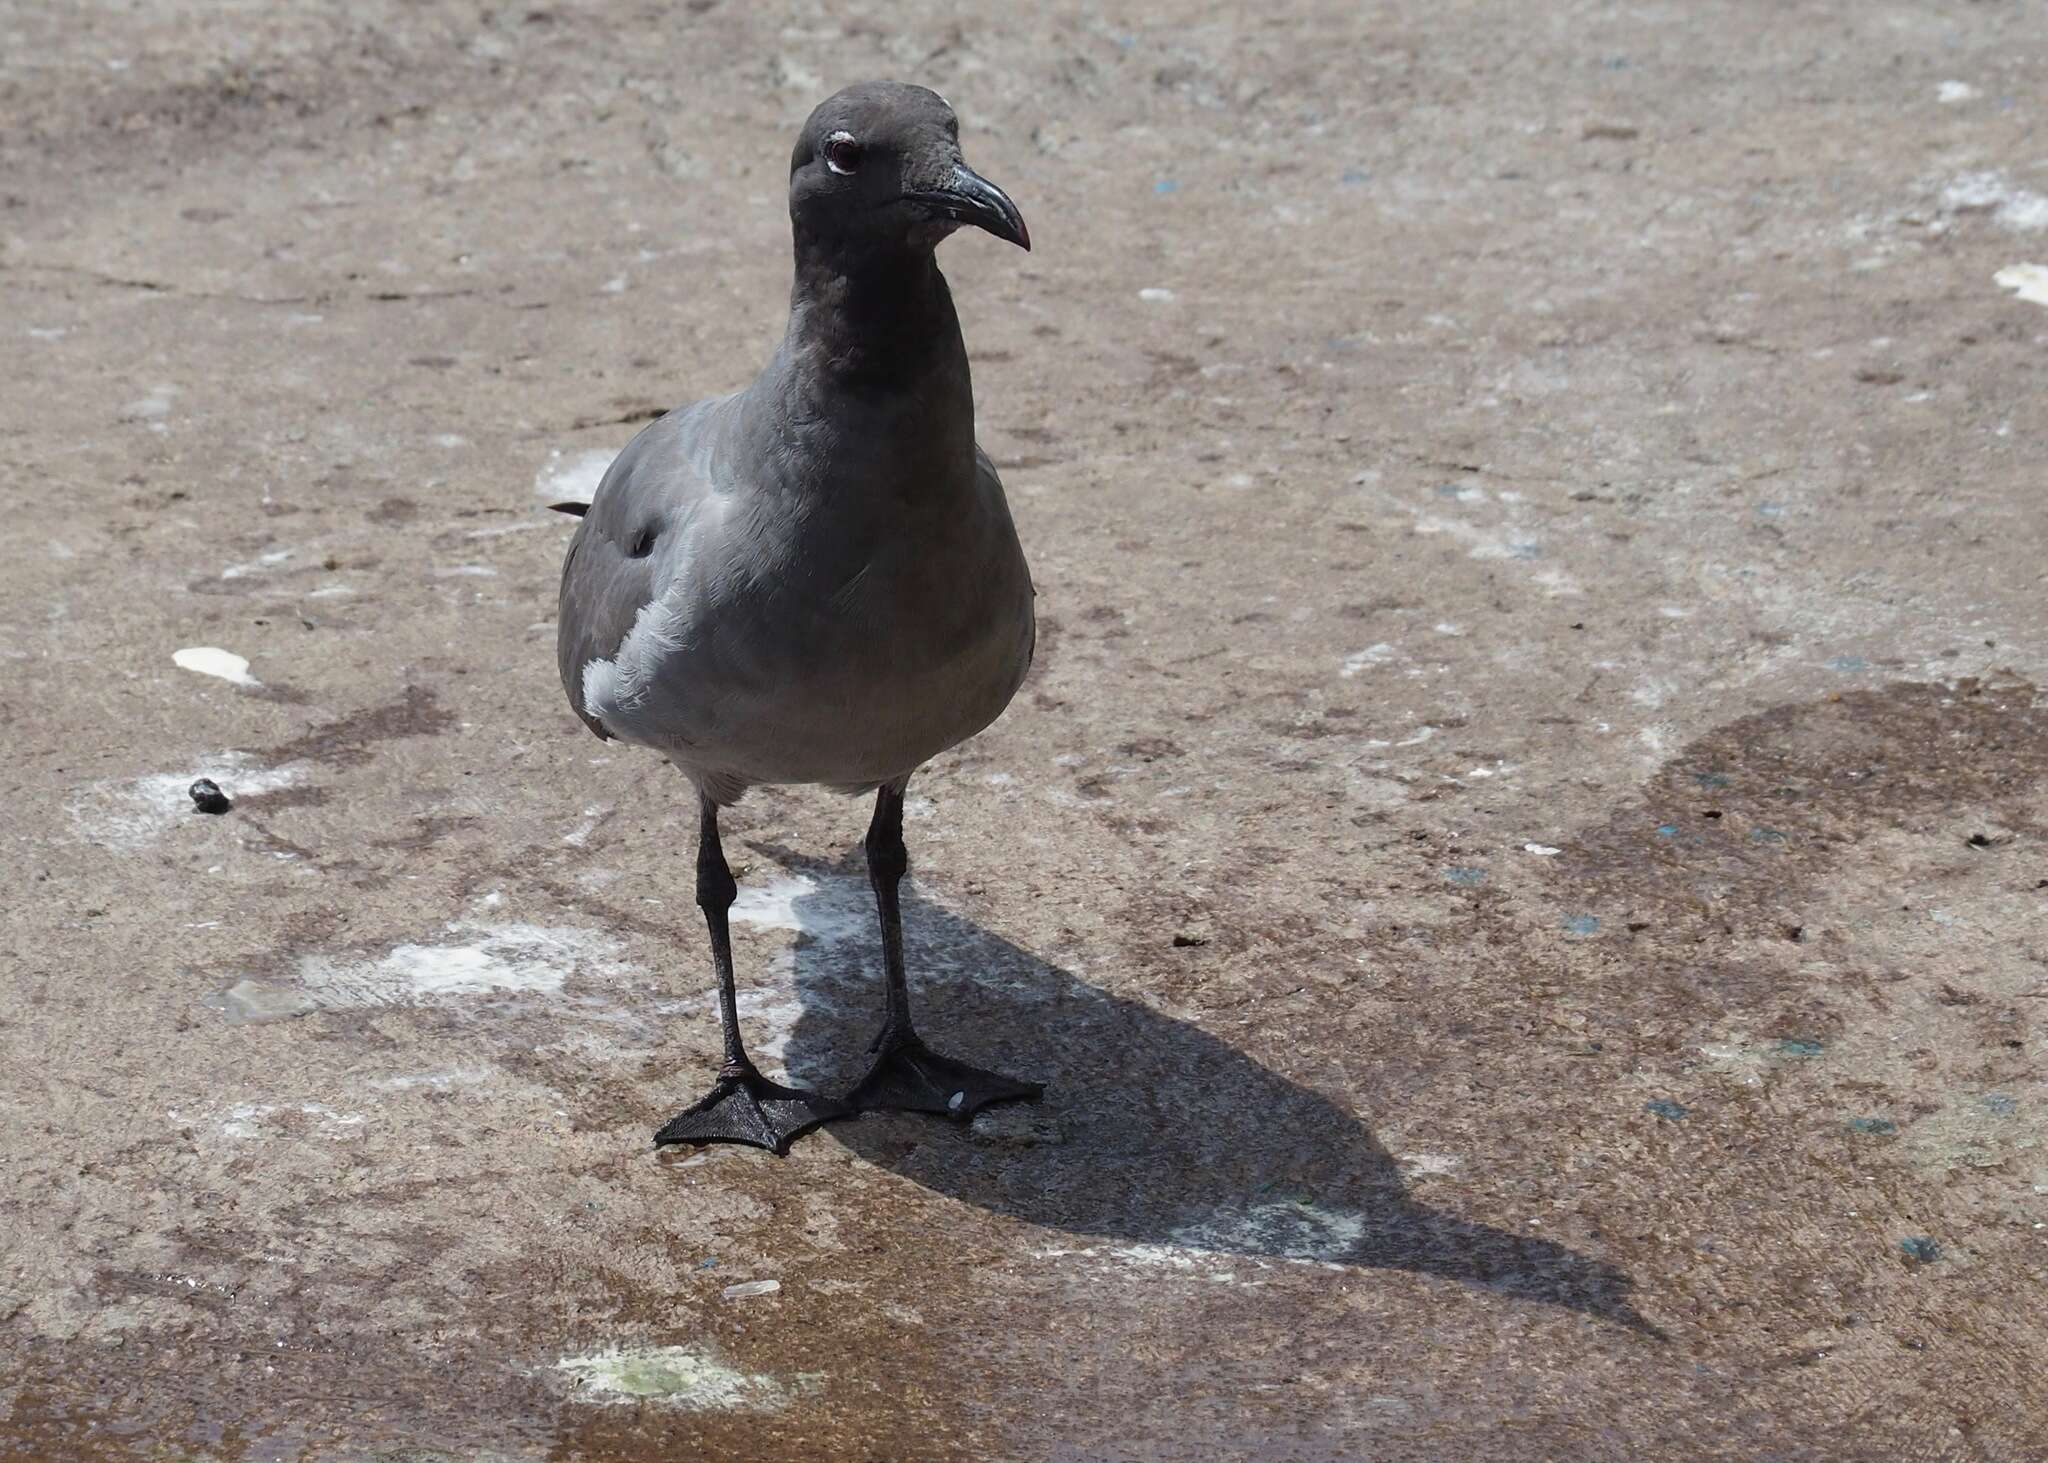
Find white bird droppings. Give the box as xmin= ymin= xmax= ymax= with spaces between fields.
xmin=66 ymin=753 xmax=304 ymax=850
xmin=1524 ymin=843 xmax=1563 ymax=857
xmin=1340 ymin=643 xmax=1396 ymax=677
xmin=721 ymin=1279 xmax=782 ymax=1300
xmin=293 ymin=922 xmax=630 ymax=1008
xmin=173 ymin=646 xmax=258 ymax=686
xmin=1937 ymin=80 xmax=1977 ymax=104
xmin=221 ymin=549 xmax=294 ymax=580
xmin=120 ymin=385 xmax=175 ymax=422
xmin=215 ymin=1102 xmax=365 ymax=1140
xmin=1943 ymin=173 xmax=2048 ymax=232
xmin=1995 ymin=263 xmax=2048 ymax=309
xmin=730 ymin=873 xmax=871 ymax=948
xmin=1138 ymin=287 xmax=1176 ymax=303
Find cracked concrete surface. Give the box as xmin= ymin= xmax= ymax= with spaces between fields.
xmin=4 ymin=0 xmax=2048 ymax=1458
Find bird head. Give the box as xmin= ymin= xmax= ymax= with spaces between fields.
xmin=789 ymin=82 xmax=1030 ymax=258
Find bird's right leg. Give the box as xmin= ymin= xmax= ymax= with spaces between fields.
xmin=653 ymin=795 xmax=849 ymax=1154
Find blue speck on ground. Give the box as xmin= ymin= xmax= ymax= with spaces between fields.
xmin=1849 ymin=1117 xmax=1897 ymax=1135
xmin=1900 ymin=1237 xmax=1940 ymax=1263
xmin=1434 ymin=482 xmax=1469 ymax=497
xmin=1656 ymin=823 xmax=1680 ymax=837
xmin=1508 ymin=541 xmax=1543 ymax=559
xmin=1341 ymin=168 xmax=1371 ymax=185
xmin=1645 ymin=1099 xmax=1688 ymax=1120
xmin=1775 ymin=1038 xmax=1823 ymax=1057
xmin=1982 ymin=1092 xmax=2018 ymax=1117
xmin=1750 ymin=827 xmax=1787 ymax=843
xmin=1445 ymin=866 xmax=1487 ymax=886
xmin=1603 ymin=56 xmax=1630 ymax=69
xmin=1755 ymin=502 xmax=1786 ymax=518
xmin=697 ymin=1257 xmax=718 ymax=1269
xmin=1153 ymin=178 xmax=1179 ymax=194
xmin=1825 ymin=655 xmax=1869 ymax=672
xmin=1693 ymin=770 xmax=1731 ymax=788
xmin=1562 ymin=914 xmax=1600 ymax=936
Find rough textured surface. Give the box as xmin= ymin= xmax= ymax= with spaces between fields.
xmin=4 ymin=1 xmax=2047 ymax=1458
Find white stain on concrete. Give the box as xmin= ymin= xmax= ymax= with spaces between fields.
xmin=221 ymin=1098 xmax=364 ymax=1131
xmin=555 ymin=1345 xmax=792 ymax=1410
xmin=120 ymin=385 xmax=176 ymax=422
xmin=1070 ymin=1198 xmax=1370 ymax=1280
xmin=1340 ymin=643 xmax=1396 ymax=678
xmin=1397 ymin=1151 xmax=1463 ymax=1177
xmin=534 ymin=446 xmax=617 ymax=504
xmin=367 ymin=1067 xmax=498 ymax=1091
xmin=1138 ymin=287 xmax=1176 ymax=303
xmin=1523 ymin=842 xmax=1562 ymax=857
xmin=67 ymin=753 xmax=304 ymax=849
xmin=562 ymin=804 xmax=610 ymax=848
xmin=172 ymin=646 xmax=258 ymax=686
xmin=221 ymin=549 xmax=294 ymax=580
xmin=1937 ymin=81 xmax=1977 ymax=104
xmin=1171 ymin=1199 xmax=1366 ymax=1264
xmin=1942 ymin=172 xmax=2048 ymax=232
xmin=1995 ymin=263 xmax=2048 ymax=309
xmin=294 ymin=922 xmax=630 ymax=1009
xmin=731 ymin=873 xmax=870 ymax=948
xmin=185 ymin=1102 xmax=366 ymax=1141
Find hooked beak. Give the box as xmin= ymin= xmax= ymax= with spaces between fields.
xmin=904 ymin=163 xmax=1031 ymax=251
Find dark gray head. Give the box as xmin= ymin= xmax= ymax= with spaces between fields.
xmin=789 ymin=81 xmax=1029 ymax=260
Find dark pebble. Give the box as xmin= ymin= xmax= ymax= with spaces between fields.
xmin=189 ymin=778 xmax=232 ymax=815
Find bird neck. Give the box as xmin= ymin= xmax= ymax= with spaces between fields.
xmin=784 ymin=238 xmax=972 ymax=400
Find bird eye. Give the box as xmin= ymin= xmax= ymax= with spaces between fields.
xmin=824 ymin=134 xmax=862 ymax=175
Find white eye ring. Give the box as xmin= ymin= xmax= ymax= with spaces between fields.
xmin=824 ymin=130 xmax=861 ymax=176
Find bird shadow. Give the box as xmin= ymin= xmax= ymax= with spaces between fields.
xmin=752 ymin=844 xmax=1654 ymax=1333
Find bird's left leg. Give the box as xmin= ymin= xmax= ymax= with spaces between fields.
xmin=846 ymin=783 xmax=1044 ymax=1119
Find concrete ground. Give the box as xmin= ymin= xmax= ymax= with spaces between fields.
xmin=4 ymin=0 xmax=2047 ymax=1457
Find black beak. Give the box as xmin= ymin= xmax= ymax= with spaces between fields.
xmin=905 ymin=164 xmax=1031 ymax=251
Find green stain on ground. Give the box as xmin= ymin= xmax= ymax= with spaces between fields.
xmin=555 ymin=1345 xmax=791 ymax=1410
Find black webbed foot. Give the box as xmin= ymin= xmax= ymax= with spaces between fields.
xmin=847 ymin=1031 xmax=1044 ymax=1119
xmin=654 ymin=1063 xmax=850 ymax=1155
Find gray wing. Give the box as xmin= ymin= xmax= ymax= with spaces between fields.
xmin=975 ymin=443 xmax=1038 ymax=680
xmin=555 ymin=403 xmax=721 ymax=740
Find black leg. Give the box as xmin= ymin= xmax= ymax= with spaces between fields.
xmin=653 ymin=796 xmax=850 ymax=1154
xmin=846 ymin=783 xmax=1044 ymax=1119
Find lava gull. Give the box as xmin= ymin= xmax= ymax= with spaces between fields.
xmin=553 ymin=82 xmax=1042 ymax=1154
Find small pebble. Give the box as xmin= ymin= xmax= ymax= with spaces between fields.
xmin=1644 ymin=1099 xmax=1689 ymax=1121
xmin=1899 ymin=1237 xmax=1940 ymax=1264
xmin=721 ymin=1279 xmax=780 ymax=1300
xmin=969 ymin=1106 xmax=1065 ymax=1148
xmin=189 ymin=778 xmax=233 ymax=815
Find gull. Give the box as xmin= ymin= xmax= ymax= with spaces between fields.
xmin=553 ymin=82 xmax=1042 ymax=1153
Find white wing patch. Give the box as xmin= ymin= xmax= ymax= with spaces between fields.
xmin=581 ymin=593 xmax=688 ymax=743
